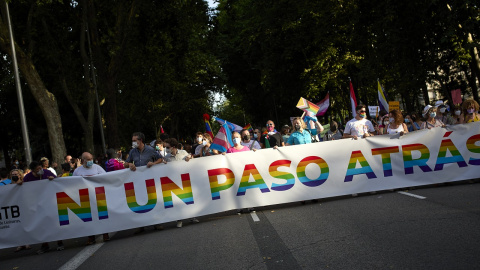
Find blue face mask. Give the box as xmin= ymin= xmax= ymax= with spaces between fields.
xmin=86 ymin=160 xmax=94 ymax=167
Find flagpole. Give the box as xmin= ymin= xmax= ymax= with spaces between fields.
xmin=4 ymin=0 xmax=32 ymax=165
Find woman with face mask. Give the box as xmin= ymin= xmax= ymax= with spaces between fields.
xmin=227 ymin=132 xmax=250 ymax=153
xmin=462 ymin=99 xmax=480 ymax=123
xmin=286 ymin=117 xmax=312 ymax=145
xmin=435 ymin=104 xmax=455 ymax=125
xmin=384 ymin=110 xmax=408 ymax=136
xmin=195 ymin=133 xmax=214 ymax=157
xmin=405 ymin=113 xmax=421 ymax=131
xmin=452 ymin=105 xmax=464 ymax=124
xmin=420 ymin=105 xmax=445 ymax=129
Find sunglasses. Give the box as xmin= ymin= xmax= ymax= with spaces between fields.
xmin=359 ymin=110 xmax=366 ymax=113
xmin=267 ymin=123 xmax=274 ymax=126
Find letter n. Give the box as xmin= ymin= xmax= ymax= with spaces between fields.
xmin=56 ymin=188 xmax=92 ymax=226
xmin=160 ymin=174 xmax=194 ymax=208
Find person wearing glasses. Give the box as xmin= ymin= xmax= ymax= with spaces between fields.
xmin=260 ymin=120 xmax=285 ymax=148
xmin=343 ymin=104 xmax=377 ymax=139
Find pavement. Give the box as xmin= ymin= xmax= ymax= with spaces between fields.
xmin=1 ymin=181 xmax=479 ymax=270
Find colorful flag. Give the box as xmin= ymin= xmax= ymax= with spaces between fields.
xmin=213 ymin=117 xmax=243 ymax=132
xmin=210 ymin=122 xmax=234 ymax=153
xmin=315 ymin=92 xmax=330 ymax=116
xmin=377 ymin=80 xmax=389 ymax=112
xmin=296 ymin=97 xmax=320 ymax=115
xmin=349 ymin=80 xmax=357 ymax=117
xmin=203 ymin=114 xmax=214 ymax=139
xmin=243 ymin=123 xmax=253 ymax=133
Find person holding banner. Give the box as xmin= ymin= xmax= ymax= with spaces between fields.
xmin=462 ymin=99 xmax=480 ymax=123
xmin=124 ymin=132 xmax=165 ymax=172
xmin=240 ymin=129 xmax=261 ymax=150
xmin=227 ymin=132 xmax=250 ymax=153
xmin=452 ymin=105 xmax=464 ymax=124
xmin=286 ymin=117 xmax=312 ymax=145
xmin=381 ymin=110 xmax=408 ymax=136
xmin=436 ymin=103 xmax=455 ymax=125
xmin=23 ymin=161 xmax=56 ymax=182
xmin=420 ymin=105 xmax=445 ymax=129
xmin=195 ymin=133 xmax=216 ymax=156
xmin=343 ymin=105 xmax=377 ymax=139
xmin=261 ymin=120 xmax=284 ymax=148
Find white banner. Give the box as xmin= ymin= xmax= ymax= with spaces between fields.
xmin=1 ymin=123 xmax=479 ymax=249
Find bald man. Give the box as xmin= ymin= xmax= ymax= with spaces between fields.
xmin=72 ymin=152 xmax=109 ymax=245
xmin=73 ymin=152 xmax=106 ymax=176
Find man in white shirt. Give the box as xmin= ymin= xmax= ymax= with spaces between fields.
xmin=73 ymin=152 xmax=107 ymax=176
xmin=72 ymin=152 xmax=109 ymax=244
xmin=240 ymin=129 xmax=261 ymax=150
xmin=343 ymin=104 xmax=377 ymax=139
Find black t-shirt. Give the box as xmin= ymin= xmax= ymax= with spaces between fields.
xmin=260 ymin=133 xmax=284 ymax=148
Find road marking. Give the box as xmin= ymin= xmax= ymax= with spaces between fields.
xmin=251 ymin=211 xmax=260 ymax=222
xmin=58 ymin=233 xmax=115 ymax=270
xmin=397 ymin=191 xmax=426 ymax=200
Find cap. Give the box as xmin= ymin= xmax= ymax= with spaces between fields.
xmin=434 ymin=100 xmax=444 ymax=107
xmin=423 ymin=105 xmax=433 ymax=116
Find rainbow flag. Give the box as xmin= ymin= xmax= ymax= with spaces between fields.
xmin=378 ymin=80 xmax=389 ymax=112
xmin=243 ymin=124 xmax=253 ymax=132
xmin=296 ymin=97 xmax=320 ymax=115
xmin=203 ymin=114 xmax=214 ymax=139
xmin=349 ymin=80 xmax=357 ymax=117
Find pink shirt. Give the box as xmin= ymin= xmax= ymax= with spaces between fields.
xmin=227 ymin=146 xmax=249 ymax=153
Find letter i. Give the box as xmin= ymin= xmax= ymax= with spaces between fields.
xmin=95 ymin=187 xmax=109 ymax=220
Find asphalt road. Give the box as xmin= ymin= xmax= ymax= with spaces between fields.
xmin=1 ymin=181 xmax=479 ymax=270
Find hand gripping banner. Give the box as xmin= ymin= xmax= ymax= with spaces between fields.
xmin=0 ymin=123 xmax=479 ymax=248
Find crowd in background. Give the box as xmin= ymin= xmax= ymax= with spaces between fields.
xmin=0 ymin=98 xmax=478 ymax=254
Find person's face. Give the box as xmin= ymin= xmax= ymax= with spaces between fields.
xmin=241 ymin=131 xmax=250 ymax=140
xmin=233 ymin=133 xmax=241 ymax=145
xmin=165 ymin=143 xmax=176 ymax=154
xmin=65 ymin=156 xmax=72 ymax=163
xmin=357 ymin=108 xmax=367 ymax=116
xmin=197 ymin=135 xmax=204 ymax=142
xmin=43 ymin=160 xmax=49 ymax=167
xmin=156 ymin=143 xmax=164 ymax=150
xmin=83 ymin=155 xmax=93 ymax=164
xmin=266 ymin=121 xmax=275 ymax=130
xmin=34 ymin=166 xmax=42 ymax=175
xmin=132 ymin=136 xmax=141 ymax=143
xmin=11 ymin=171 xmax=19 ymax=178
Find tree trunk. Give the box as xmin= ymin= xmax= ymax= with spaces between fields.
xmin=468 ymin=61 xmax=479 ymax=103
xmin=0 ymin=19 xmax=67 ymax=165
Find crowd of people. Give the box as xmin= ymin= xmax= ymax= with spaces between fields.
xmin=0 ymin=98 xmax=478 ymax=254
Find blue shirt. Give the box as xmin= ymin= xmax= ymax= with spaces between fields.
xmin=126 ymin=145 xmax=161 ymax=167
xmin=0 ymin=179 xmax=12 ymax=186
xmin=287 ymin=130 xmax=312 ymax=145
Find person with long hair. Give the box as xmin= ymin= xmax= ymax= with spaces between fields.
xmin=462 ymin=99 xmax=480 ymax=123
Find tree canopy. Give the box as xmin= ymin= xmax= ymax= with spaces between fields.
xmin=0 ymin=0 xmax=478 ymax=165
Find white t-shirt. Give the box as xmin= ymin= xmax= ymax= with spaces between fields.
xmin=240 ymin=140 xmax=261 ymax=150
xmin=164 ymin=150 xmax=190 ymax=162
xmin=73 ymin=164 xmax=106 ymax=176
xmin=344 ymin=118 xmax=375 ymax=138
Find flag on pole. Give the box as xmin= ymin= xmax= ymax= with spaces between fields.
xmin=349 ymin=80 xmax=357 ymax=117
xmin=315 ymin=92 xmax=330 ymax=116
xmin=243 ymin=123 xmax=253 ymax=133
xmin=296 ymin=97 xmax=320 ymax=115
xmin=203 ymin=114 xmax=214 ymax=139
xmin=377 ymin=80 xmax=389 ymax=112
xmin=210 ymin=122 xmax=234 ymax=153
xmin=212 ymin=117 xmax=243 ymax=132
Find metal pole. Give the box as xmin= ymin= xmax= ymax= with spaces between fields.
xmin=4 ymin=1 xmax=32 ymax=165
xmin=86 ymin=24 xmax=106 ymax=155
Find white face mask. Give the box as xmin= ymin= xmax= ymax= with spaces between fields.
xmin=132 ymin=141 xmax=138 ymax=148
xmin=253 ymin=133 xmax=258 ymax=139
xmin=233 ymin=137 xmax=241 ymax=145
xmin=202 ymin=140 xmax=207 ymax=146
xmin=455 ymin=110 xmax=461 ymax=116
xmin=197 ymin=137 xmax=203 ymax=143
xmin=439 ymin=108 xmax=446 ymax=113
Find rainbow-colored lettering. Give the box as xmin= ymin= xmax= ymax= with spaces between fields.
xmin=466 ymin=134 xmax=480 ymax=165
xmin=95 ymin=187 xmax=108 ymax=220
xmin=56 ymin=188 xmax=92 ymax=226
xmin=297 ymin=156 xmax=329 ymax=187
xmin=345 ymin=150 xmax=376 ymax=182
xmin=269 ymin=160 xmax=295 ymax=191
xmin=208 ymin=168 xmax=235 ymax=200
xmin=124 ymin=179 xmax=157 ymax=213
xmin=237 ymin=164 xmax=270 ymax=196
xmin=160 ymin=174 xmax=194 ymax=208
xmin=372 ymin=146 xmax=399 ymax=177
xmin=402 ymin=144 xmax=432 ymax=174
xmin=434 ymin=138 xmax=467 ymax=170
